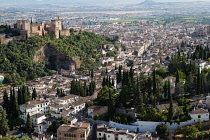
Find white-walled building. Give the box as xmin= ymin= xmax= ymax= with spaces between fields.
xmin=59 ymin=94 xmax=79 ymax=104
xmin=96 ymin=124 xmax=154 ymax=140
xmin=31 ymin=113 xmax=46 ymax=126
xmin=189 ymin=108 xmax=209 ymax=122
xmin=19 ymin=100 xmax=50 ymax=122
xmin=70 ymin=100 xmax=86 ymax=113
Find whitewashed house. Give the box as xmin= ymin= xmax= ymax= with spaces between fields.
xmin=189 ymin=108 xmax=209 ymax=122
xmin=59 ymin=94 xmax=79 ymax=104
xmin=19 ymin=100 xmax=50 ymax=122
xmin=31 ymin=113 xmax=46 ymax=126
xmin=70 ymin=100 xmax=86 ymax=113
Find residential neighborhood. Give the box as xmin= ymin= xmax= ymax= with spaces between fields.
xmin=1 ymin=1 xmax=210 ymax=139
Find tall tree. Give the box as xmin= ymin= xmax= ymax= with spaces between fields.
xmin=26 ymin=113 xmax=34 ymax=134
xmin=152 ymin=69 xmax=157 ymax=108
xmin=10 ymin=88 xmax=19 ymax=119
xmin=196 ymin=69 xmax=201 ymax=95
xmin=136 ymin=79 xmax=144 ymax=114
xmin=168 ymin=94 xmax=173 ymax=122
xmin=3 ymin=89 xmax=10 ymax=114
xmin=18 ymin=87 xmax=23 ymax=105
xmin=167 ymin=80 xmax=171 ymax=100
xmin=0 ymin=110 xmax=10 ymax=136
xmin=32 ymin=88 xmax=37 ymax=100
xmin=163 ymin=81 xmax=168 ymax=99
xmin=91 ymin=69 xmax=94 ymax=78
xmin=108 ymin=89 xmax=114 ymax=116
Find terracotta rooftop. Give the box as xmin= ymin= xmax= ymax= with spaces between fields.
xmin=59 ymin=94 xmax=79 ymax=100
xmin=57 ymin=122 xmax=90 ymax=134
xmin=31 ymin=113 xmax=45 ymax=119
xmin=88 ymin=106 xmax=108 ymax=116
xmin=190 ymin=108 xmax=209 ymax=114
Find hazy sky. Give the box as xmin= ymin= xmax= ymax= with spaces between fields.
xmin=0 ymin=0 xmax=209 ymax=6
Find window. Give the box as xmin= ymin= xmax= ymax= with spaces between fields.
xmin=99 ymin=133 xmax=101 ymax=136
xmin=207 ymin=114 xmax=208 ymax=116
xmin=108 ymin=135 xmax=110 ymax=138
xmin=198 ymin=115 xmax=201 ymax=118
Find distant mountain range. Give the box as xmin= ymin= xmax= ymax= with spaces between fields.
xmin=1 ymin=0 xmax=210 ymax=6
xmin=138 ymin=0 xmax=160 ymax=6
xmin=1 ymin=0 xmax=210 ymax=10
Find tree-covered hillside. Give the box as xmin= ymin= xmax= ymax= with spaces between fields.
xmin=0 ymin=32 xmax=114 ymax=85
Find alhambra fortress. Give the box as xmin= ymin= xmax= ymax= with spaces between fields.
xmin=0 ymin=18 xmax=70 ymax=44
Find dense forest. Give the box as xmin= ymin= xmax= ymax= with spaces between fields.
xmin=0 ymin=31 xmax=116 ymax=85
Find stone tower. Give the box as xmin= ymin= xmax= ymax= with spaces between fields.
xmin=51 ymin=19 xmax=62 ymax=30
xmin=51 ymin=19 xmax=62 ymax=39
xmin=16 ymin=20 xmax=30 ymax=31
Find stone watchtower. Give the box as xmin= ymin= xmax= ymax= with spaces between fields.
xmin=16 ymin=20 xmax=31 ymax=31
xmin=51 ymin=19 xmax=62 ymax=39
xmin=15 ymin=20 xmax=31 ymax=37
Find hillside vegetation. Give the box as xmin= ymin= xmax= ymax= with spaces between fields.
xmin=0 ymin=31 xmax=113 ymax=85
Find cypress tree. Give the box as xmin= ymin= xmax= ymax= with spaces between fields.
xmin=106 ymin=68 xmax=108 ymax=75
xmin=168 ymin=94 xmax=174 ymax=122
xmin=26 ymin=86 xmax=31 ymax=101
xmin=10 ymin=87 xmax=14 ymax=115
xmin=0 ymin=110 xmax=10 ymax=136
xmin=112 ymin=79 xmax=115 ymax=86
xmin=22 ymin=85 xmax=27 ymax=103
xmin=118 ymin=65 xmax=122 ymax=83
xmin=167 ymin=80 xmax=171 ymax=100
xmin=83 ymin=81 xmax=87 ymax=96
xmin=70 ymin=80 xmax=76 ymax=94
xmin=108 ymin=90 xmax=114 ymax=116
xmin=136 ymin=79 xmax=143 ymax=114
xmin=91 ymin=69 xmax=94 ymax=78
xmin=163 ymin=81 xmax=167 ymax=99
xmin=102 ymin=77 xmax=106 ymax=87
xmin=32 ymin=88 xmax=37 ymax=100
xmin=129 ymin=66 xmax=134 ymax=79
xmin=26 ymin=113 xmax=34 ymax=134
xmin=18 ymin=87 xmax=23 ymax=105
xmin=153 ymin=69 xmax=157 ymax=108
xmin=175 ymin=70 xmax=180 ymax=84
xmin=197 ymin=69 xmax=201 ymax=95
xmin=3 ymin=89 xmax=10 ymax=114
xmin=13 ymin=92 xmax=19 ymax=119
xmin=153 ymin=69 xmax=156 ymax=95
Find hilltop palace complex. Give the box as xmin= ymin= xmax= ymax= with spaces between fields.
xmin=15 ymin=18 xmax=70 ymax=39
xmin=0 ymin=18 xmax=70 ymax=44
